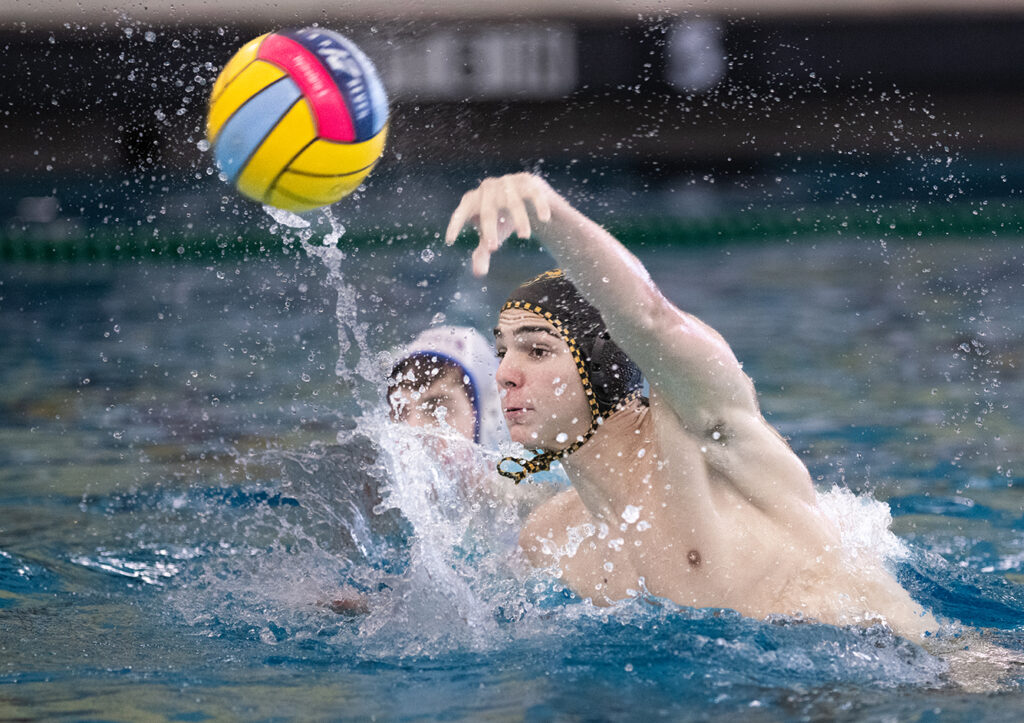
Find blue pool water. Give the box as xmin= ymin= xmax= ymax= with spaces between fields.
xmin=3 ymin=232 xmax=1024 ymax=720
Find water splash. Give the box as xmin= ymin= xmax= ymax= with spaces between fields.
xmin=294 ymin=208 xmax=381 ymax=412
xmin=70 ymin=545 xmax=200 ymax=586
xmin=261 ymin=204 xmax=311 ymax=229
xmin=819 ymin=485 xmax=911 ymax=564
xmin=356 ymin=420 xmax=522 ymax=653
xmin=92 ymin=408 xmax=1019 ymax=694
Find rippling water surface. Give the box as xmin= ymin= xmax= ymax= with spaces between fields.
xmin=3 ymin=236 xmax=1024 ymax=720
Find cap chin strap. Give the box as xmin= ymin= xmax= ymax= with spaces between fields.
xmin=498 ymin=427 xmax=597 ymax=484
xmin=497 ymin=389 xmax=643 ymax=484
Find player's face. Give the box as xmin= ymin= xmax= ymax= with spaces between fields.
xmin=494 ymin=309 xmax=592 ymax=451
xmin=389 ymin=369 xmax=476 ymax=441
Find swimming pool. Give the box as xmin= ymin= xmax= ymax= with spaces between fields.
xmin=3 ymin=233 xmax=1024 ymax=720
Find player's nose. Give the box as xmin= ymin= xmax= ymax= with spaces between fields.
xmin=496 ymin=355 xmax=522 ymax=388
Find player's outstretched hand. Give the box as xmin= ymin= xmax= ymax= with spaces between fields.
xmin=445 ymin=173 xmax=553 ymax=277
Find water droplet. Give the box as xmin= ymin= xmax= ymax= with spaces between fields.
xmin=420 ymin=248 xmax=435 ymax=262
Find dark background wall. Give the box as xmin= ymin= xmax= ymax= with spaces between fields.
xmin=3 ymin=7 xmax=1024 ymax=242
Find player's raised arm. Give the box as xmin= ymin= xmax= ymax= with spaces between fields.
xmin=445 ymin=173 xmax=755 ymax=422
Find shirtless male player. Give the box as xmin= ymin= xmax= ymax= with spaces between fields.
xmin=444 ymin=173 xmax=939 ymax=641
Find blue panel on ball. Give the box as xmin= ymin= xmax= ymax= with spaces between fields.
xmin=284 ymin=27 xmax=389 ymax=141
xmin=214 ymin=77 xmax=303 ymax=183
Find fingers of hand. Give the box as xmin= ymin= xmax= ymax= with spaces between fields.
xmin=471 ymin=243 xmax=492 ymax=277
xmin=526 ymin=183 xmax=552 ymax=223
xmin=502 ymin=176 xmax=533 ymax=240
xmin=446 ymin=174 xmax=550 ymax=251
xmin=445 ymin=190 xmax=477 ymax=246
xmin=479 ymin=183 xmax=501 ymax=251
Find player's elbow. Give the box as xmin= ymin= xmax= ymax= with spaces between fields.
xmin=622 ymin=283 xmax=673 ymax=340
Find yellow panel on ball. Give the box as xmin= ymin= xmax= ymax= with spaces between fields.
xmin=206 ymin=60 xmax=287 ymax=143
xmin=267 ymin=164 xmax=376 ymax=213
xmin=263 ymin=188 xmax=322 ymax=214
xmin=208 ymin=33 xmax=268 ymax=108
xmin=234 ymin=99 xmax=317 ymax=204
xmin=288 ymin=126 xmax=389 ymax=176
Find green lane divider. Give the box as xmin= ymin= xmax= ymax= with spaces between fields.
xmin=0 ymin=231 xmax=290 ymax=263
xmin=2 ymin=202 xmax=1022 ymax=263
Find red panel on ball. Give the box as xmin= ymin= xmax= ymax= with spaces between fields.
xmin=257 ymin=33 xmax=356 ymax=142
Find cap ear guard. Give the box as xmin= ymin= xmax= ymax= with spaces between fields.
xmin=583 ymin=330 xmax=643 ymax=415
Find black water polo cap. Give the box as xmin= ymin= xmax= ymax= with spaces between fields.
xmin=502 ymin=269 xmax=644 ymax=418
xmin=496 ymin=269 xmax=645 ymax=483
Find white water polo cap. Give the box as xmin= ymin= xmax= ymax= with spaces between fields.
xmin=389 ymin=325 xmax=507 ymax=449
